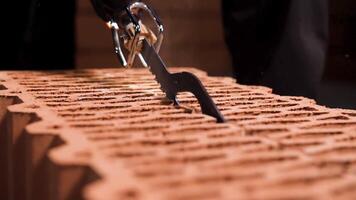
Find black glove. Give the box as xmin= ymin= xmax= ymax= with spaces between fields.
xmin=90 ymin=0 xmax=138 ymax=22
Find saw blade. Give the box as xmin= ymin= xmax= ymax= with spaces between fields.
xmin=140 ymin=39 xmax=226 ymax=123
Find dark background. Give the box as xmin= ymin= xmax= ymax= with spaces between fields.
xmin=77 ymin=0 xmax=356 ymax=109
xmin=1 ymin=0 xmax=355 ymax=108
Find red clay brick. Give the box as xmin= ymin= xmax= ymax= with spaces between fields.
xmin=1 ymin=68 xmax=356 ymax=200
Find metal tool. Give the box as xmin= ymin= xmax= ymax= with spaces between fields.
xmin=93 ymin=1 xmax=226 ymax=123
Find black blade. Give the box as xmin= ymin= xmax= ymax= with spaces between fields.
xmin=141 ymin=39 xmax=226 ymax=123
xmin=141 ymin=39 xmax=177 ymax=100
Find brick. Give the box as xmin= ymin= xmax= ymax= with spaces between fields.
xmin=1 ymin=68 xmax=356 ymax=200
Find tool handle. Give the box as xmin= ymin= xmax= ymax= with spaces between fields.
xmin=90 ymin=0 xmax=140 ymax=21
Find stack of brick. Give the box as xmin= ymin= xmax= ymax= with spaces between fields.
xmin=1 ymin=68 xmax=356 ymax=200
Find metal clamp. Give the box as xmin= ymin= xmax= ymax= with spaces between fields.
xmin=108 ymin=2 xmax=164 ymax=68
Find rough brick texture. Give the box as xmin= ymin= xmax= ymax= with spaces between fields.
xmin=1 ymin=68 xmax=356 ymax=200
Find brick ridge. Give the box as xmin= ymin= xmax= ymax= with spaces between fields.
xmin=0 ymin=71 xmax=156 ymax=200
xmin=1 ymin=68 xmax=356 ymax=200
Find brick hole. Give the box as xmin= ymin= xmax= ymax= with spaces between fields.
xmin=128 ymin=115 xmax=206 ymax=124
xmin=9 ymin=91 xmax=22 ymax=94
xmin=160 ymin=110 xmax=192 ymax=115
xmin=87 ymin=134 xmax=131 ymax=141
xmin=177 ymin=119 xmax=218 ymax=126
xmin=65 ymin=114 xmax=147 ymax=122
xmin=301 ymin=122 xmax=356 ymax=129
xmin=153 ymin=174 xmax=260 ymax=194
xmin=225 ymin=110 xmax=281 ymax=117
xmin=58 ymin=113 xmax=96 ymax=118
xmin=50 ymin=78 xmax=81 ymax=82
xmin=250 ymin=119 xmax=310 ymax=126
xmin=28 ymin=85 xmax=76 ymax=89
xmin=245 ymin=128 xmax=289 ymax=136
xmin=165 ymin=153 xmax=226 ymax=164
xmin=288 ymin=131 xmax=344 ymax=139
xmin=100 ymin=138 xmax=199 ymax=150
xmin=266 ymin=112 xmax=326 ymax=119
xmin=125 ymin=93 xmax=155 ymax=99
xmin=121 ymin=98 xmax=161 ymax=103
xmin=133 ymin=167 xmax=184 ymax=179
xmin=20 ymin=85 xmax=51 ymax=90
xmin=313 ymin=146 xmax=356 ymax=157
xmin=270 ymin=172 xmax=343 ymax=187
xmin=216 ymin=107 xmax=232 ymax=112
xmin=261 ymin=99 xmax=290 ymax=104
xmin=0 ymin=85 xmax=8 ymax=90
xmin=47 ymin=125 xmax=62 ymax=130
xmin=319 ymin=116 xmax=350 ymax=120
xmin=227 ymin=117 xmax=258 ymax=122
xmin=117 ymin=188 xmax=140 ymax=200
xmin=33 ymin=91 xmax=67 ymax=95
xmin=73 ymin=80 xmax=107 ymax=84
xmin=279 ymin=139 xmax=324 ymax=148
xmin=213 ymin=90 xmax=244 ymax=94
xmin=164 ymin=188 xmax=221 ymax=200
xmin=163 ymin=126 xmax=232 ymax=136
xmin=289 ymin=107 xmax=319 ymax=112
xmin=88 ymin=86 xmax=133 ymax=90
xmin=26 ymin=88 xmax=58 ymax=92
xmin=76 ymin=97 xmax=117 ymax=102
xmin=38 ymin=97 xmax=70 ymax=101
xmin=219 ymin=101 xmax=254 ymax=107
xmin=209 ymin=94 xmax=233 ymax=98
xmin=221 ymin=96 xmax=274 ymax=102
xmin=207 ymin=132 xmax=239 ymax=138
xmin=214 ymin=154 xmax=299 ymax=170
xmin=342 ymin=112 xmax=356 ymax=117
xmin=18 ymin=79 xmax=49 ymax=84
xmin=242 ymin=103 xmax=299 ymax=110
xmin=59 ymin=105 xmax=131 ymax=112
xmin=191 ymin=173 xmax=263 ymax=185
xmin=92 ymin=100 xmax=135 ymax=104
xmin=84 ymin=125 xmax=170 ymax=134
xmin=334 ymin=134 xmax=356 ymax=142
xmin=140 ymin=102 xmax=177 ymax=107
xmin=46 ymin=103 xmax=80 ymax=108
xmin=62 ymin=90 xmax=105 ymax=95
xmin=139 ymin=138 xmax=199 ymax=146
xmin=24 ymin=104 xmax=40 ymax=109
xmin=288 ymin=97 xmax=307 ymax=101
xmin=171 ymin=140 xmax=262 ymax=153
xmin=239 ymin=92 xmax=266 ymax=96
xmin=70 ymin=123 xmax=114 ymax=128
xmin=44 ymin=99 xmax=74 ymax=104
xmin=106 ymin=150 xmax=157 ymax=159
xmin=122 ymin=158 xmax=174 ymax=168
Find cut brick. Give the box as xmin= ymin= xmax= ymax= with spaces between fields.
xmin=0 ymin=68 xmax=356 ymax=200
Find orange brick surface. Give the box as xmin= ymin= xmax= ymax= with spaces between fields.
xmin=1 ymin=68 xmax=356 ymax=200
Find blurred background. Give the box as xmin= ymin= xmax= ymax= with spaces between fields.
xmin=78 ymin=0 xmax=356 ymax=109
xmin=1 ymin=0 xmax=356 ymax=108
xmin=76 ymin=0 xmax=232 ymax=76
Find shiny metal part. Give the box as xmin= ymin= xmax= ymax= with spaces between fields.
xmin=108 ymin=21 xmax=128 ymax=67
xmin=109 ymin=2 xmax=164 ymax=68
